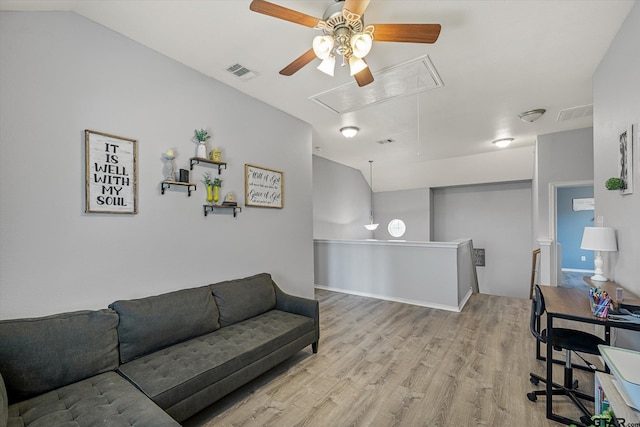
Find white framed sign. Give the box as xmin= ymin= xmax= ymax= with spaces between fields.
xmin=85 ymin=129 xmax=137 ymax=214
xmin=244 ymin=164 xmax=283 ymax=209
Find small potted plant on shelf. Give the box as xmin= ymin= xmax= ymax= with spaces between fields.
xmin=605 ymin=177 xmax=624 ymax=191
xmin=194 ymin=129 xmax=210 ymax=158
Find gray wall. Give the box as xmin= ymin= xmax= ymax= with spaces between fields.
xmin=534 ymin=128 xmax=594 ymax=243
xmin=372 ymin=189 xmax=430 ymax=241
xmin=432 ymin=181 xmax=533 ymax=298
xmin=0 ymin=12 xmax=314 ymax=319
xmin=312 ymin=156 xmax=371 ymax=240
xmin=593 ymin=2 xmax=640 ymax=349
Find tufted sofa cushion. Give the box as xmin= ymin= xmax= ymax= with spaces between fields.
xmin=6 ymin=372 xmax=179 ymax=427
xmin=0 ymin=310 xmax=119 ymax=403
xmin=110 ymin=286 xmax=220 ymax=363
xmin=117 ymin=310 xmax=314 ymax=413
xmin=210 ymin=273 xmax=276 ymax=326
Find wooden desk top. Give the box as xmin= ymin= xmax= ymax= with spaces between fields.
xmin=540 ymin=278 xmax=640 ymax=326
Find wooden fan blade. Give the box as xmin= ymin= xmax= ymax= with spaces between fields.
xmin=372 ymin=23 xmax=441 ymax=44
xmin=250 ymin=0 xmax=320 ymax=28
xmin=344 ymin=0 xmax=371 ymax=17
xmin=354 ymin=62 xmax=374 ymax=87
xmin=279 ymin=49 xmax=317 ymax=76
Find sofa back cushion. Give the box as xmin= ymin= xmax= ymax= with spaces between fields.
xmin=110 ymin=286 xmax=220 ymax=363
xmin=210 ymin=273 xmax=276 ymax=327
xmin=0 ymin=309 xmax=120 ymax=403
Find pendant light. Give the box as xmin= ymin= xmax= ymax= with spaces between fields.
xmin=364 ymin=160 xmax=379 ymax=231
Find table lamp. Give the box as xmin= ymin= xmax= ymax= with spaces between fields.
xmin=580 ymin=226 xmax=618 ymax=282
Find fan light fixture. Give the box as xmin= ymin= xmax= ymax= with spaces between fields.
xmin=519 ymin=109 xmax=546 ymax=123
xmin=492 ymin=138 xmax=514 ymax=148
xmin=340 ymin=126 xmax=359 ymax=138
xmin=364 ymin=160 xmax=379 ymax=231
xmin=249 ymin=0 xmax=443 ymax=88
xmin=311 ymin=7 xmax=374 ymax=77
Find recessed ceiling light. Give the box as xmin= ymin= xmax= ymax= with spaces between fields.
xmin=340 ymin=126 xmax=359 ymax=138
xmin=493 ymin=138 xmax=514 ymax=148
xmin=518 ymin=109 xmax=546 ymax=123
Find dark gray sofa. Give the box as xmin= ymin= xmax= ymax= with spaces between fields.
xmin=0 ymin=273 xmax=319 ymax=426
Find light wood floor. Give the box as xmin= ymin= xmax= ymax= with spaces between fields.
xmin=184 ymin=289 xmax=601 ymax=427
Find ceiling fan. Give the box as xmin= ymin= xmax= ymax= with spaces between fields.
xmin=249 ymin=0 xmax=441 ymax=87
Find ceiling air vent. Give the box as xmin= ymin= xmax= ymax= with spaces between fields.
xmin=557 ymin=104 xmax=593 ymax=122
xmin=225 ymin=63 xmax=259 ymax=81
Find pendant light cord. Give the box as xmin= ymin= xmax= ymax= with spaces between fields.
xmin=369 ymin=160 xmax=374 ymax=220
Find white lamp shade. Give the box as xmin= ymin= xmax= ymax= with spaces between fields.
xmin=580 ymin=227 xmax=618 ymax=252
xmin=364 ymin=223 xmax=379 ymax=231
xmin=349 ymin=56 xmax=368 ymax=76
xmin=350 ymin=33 xmax=373 ymax=58
xmin=317 ymin=56 xmax=336 ymax=76
xmin=312 ymin=35 xmax=334 ymax=60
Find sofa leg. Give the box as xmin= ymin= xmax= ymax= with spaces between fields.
xmin=312 ymin=342 xmax=318 ymax=353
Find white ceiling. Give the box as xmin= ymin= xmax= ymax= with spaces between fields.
xmin=1 ymin=0 xmax=635 ymax=190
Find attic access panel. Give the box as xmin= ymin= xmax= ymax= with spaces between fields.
xmin=309 ymin=55 xmax=443 ymax=114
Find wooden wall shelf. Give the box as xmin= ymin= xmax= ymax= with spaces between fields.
xmin=203 ymin=205 xmax=241 ymax=218
xmin=161 ymin=181 xmax=196 ymax=197
xmin=190 ymin=157 xmax=227 ymax=175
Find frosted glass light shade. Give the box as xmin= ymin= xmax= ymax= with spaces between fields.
xmin=317 ymin=56 xmax=336 ymax=76
xmin=349 ymin=56 xmax=368 ymax=76
xmin=364 ymin=222 xmax=379 ymax=231
xmin=340 ymin=126 xmax=359 ymax=138
xmin=312 ymin=35 xmax=334 ymax=59
xmin=493 ymin=138 xmax=513 ymax=148
xmin=351 ymin=33 xmax=373 ymax=58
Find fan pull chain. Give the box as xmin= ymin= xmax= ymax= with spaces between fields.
xmin=416 ymin=95 xmax=421 ymax=157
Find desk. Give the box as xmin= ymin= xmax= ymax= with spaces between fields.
xmin=540 ymin=279 xmax=640 ymax=426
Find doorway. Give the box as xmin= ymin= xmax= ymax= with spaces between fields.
xmin=554 ymin=183 xmax=594 ymax=287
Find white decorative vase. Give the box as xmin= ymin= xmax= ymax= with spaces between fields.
xmin=196 ymin=142 xmax=207 ymax=158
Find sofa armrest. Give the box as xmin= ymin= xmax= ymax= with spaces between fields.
xmin=273 ymin=284 xmax=319 ymax=352
xmin=1 ymin=371 xmax=8 ymax=427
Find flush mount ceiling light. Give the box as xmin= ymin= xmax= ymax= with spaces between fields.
xmin=518 ymin=109 xmax=546 ymax=123
xmin=493 ymin=138 xmax=514 ymax=148
xmin=340 ymin=126 xmax=359 ymax=138
xmin=249 ymin=0 xmax=441 ymax=87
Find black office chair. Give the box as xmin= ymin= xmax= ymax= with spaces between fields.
xmin=527 ymin=285 xmax=607 ymax=425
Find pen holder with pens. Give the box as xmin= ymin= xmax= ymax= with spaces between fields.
xmin=589 ymin=287 xmax=611 ymax=318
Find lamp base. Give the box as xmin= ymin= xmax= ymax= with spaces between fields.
xmin=590 ymin=273 xmax=608 ymax=282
